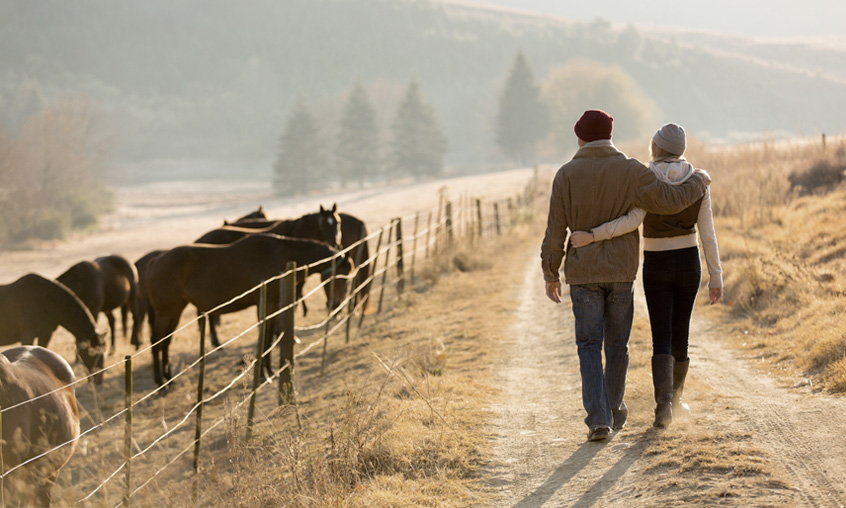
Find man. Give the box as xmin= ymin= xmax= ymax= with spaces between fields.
xmin=541 ymin=110 xmax=707 ymax=442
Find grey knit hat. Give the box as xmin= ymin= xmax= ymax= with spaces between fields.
xmin=652 ymin=123 xmax=686 ymax=156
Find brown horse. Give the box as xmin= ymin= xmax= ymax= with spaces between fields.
xmin=145 ymin=234 xmax=351 ymax=386
xmin=0 ymin=274 xmax=105 ymax=383
xmin=57 ymin=254 xmax=138 ymax=351
xmin=0 ymin=346 xmax=80 ymax=507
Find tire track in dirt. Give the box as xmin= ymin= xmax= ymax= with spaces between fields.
xmin=483 ymin=250 xmax=846 ymax=507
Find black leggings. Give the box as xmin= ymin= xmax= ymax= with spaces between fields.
xmin=642 ymin=247 xmax=701 ymax=361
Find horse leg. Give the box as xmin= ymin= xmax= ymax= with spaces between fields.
xmin=297 ymin=281 xmax=308 ymax=317
xmin=151 ymin=310 xmax=180 ymax=387
xmin=151 ymin=339 xmax=164 ymax=386
xmin=209 ymin=314 xmax=221 ymax=348
xmin=105 ymin=310 xmax=117 ymax=352
xmin=121 ymin=303 xmax=130 ymax=339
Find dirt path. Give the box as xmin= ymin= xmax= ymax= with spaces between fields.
xmin=484 ymin=250 xmax=846 ymax=507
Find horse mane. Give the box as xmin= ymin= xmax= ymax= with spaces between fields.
xmin=31 ymin=274 xmax=99 ymax=343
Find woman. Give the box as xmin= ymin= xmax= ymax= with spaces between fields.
xmin=570 ymin=122 xmax=723 ymax=428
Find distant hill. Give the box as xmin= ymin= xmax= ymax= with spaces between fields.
xmin=1 ymin=0 xmax=844 ymax=178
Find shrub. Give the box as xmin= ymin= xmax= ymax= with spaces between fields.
xmin=788 ymin=160 xmax=845 ymax=195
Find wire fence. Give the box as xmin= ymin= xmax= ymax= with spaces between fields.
xmin=0 ymin=175 xmax=539 ymax=507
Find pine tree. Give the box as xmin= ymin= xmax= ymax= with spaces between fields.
xmin=274 ymin=94 xmax=322 ymax=195
xmin=388 ymin=79 xmax=447 ymax=181
xmin=335 ymin=82 xmax=380 ymax=188
xmin=496 ymin=51 xmax=548 ymax=166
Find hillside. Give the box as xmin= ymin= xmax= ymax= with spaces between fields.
xmin=1 ymin=0 xmax=845 ymax=174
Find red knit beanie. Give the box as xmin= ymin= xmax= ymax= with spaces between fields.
xmin=574 ymin=110 xmax=614 ymax=142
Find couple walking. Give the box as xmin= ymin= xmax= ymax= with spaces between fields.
xmin=540 ymin=110 xmax=723 ymax=441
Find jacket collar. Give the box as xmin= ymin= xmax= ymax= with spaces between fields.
xmin=572 ymin=143 xmax=624 ymax=159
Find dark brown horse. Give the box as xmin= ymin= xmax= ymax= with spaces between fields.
xmin=0 ymin=274 xmax=105 ymax=383
xmin=145 ymin=234 xmax=351 ymax=386
xmin=57 ymin=254 xmax=138 ymax=351
xmin=0 ymin=346 xmax=80 ymax=507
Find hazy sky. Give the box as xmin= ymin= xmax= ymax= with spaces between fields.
xmin=469 ymin=0 xmax=846 ymax=38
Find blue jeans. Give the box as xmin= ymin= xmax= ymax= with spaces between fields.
xmin=569 ymin=282 xmax=633 ymax=430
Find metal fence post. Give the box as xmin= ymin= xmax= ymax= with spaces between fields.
xmin=494 ymin=202 xmax=501 ymax=236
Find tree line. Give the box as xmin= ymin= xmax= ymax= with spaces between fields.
xmin=273 ymin=78 xmax=448 ymax=195
xmin=274 ymin=50 xmax=657 ymax=196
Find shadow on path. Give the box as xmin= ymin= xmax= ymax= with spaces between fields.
xmin=512 ymin=431 xmax=650 ymax=508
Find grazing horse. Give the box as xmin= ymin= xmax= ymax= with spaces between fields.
xmin=0 ymin=346 xmax=80 ymax=507
xmin=131 ymin=249 xmax=165 ymax=349
xmin=145 ymin=234 xmax=351 ymax=386
xmin=57 ymin=255 xmax=138 ymax=351
xmin=194 ymin=205 xmax=344 ymax=346
xmin=0 ymin=274 xmax=105 ymax=383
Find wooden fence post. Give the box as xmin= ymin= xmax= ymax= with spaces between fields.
xmin=359 ymin=229 xmax=384 ymax=329
xmin=377 ymin=222 xmax=394 ymax=314
xmin=279 ymin=262 xmax=297 ymax=405
xmin=0 ymin=405 xmax=4 ymax=508
xmin=124 ymin=355 xmax=133 ymax=507
xmin=445 ymin=202 xmax=453 ymax=245
xmin=394 ymin=217 xmax=405 ymax=296
xmin=192 ymin=314 xmax=207 ymax=503
xmin=475 ymin=198 xmax=483 ymax=238
xmin=410 ymin=212 xmax=419 ymax=287
xmin=345 ymin=241 xmax=366 ymax=344
xmin=246 ymin=283 xmax=268 ymax=441
xmin=425 ymin=211 xmax=432 ymax=260
xmin=493 ymin=202 xmax=501 ymax=236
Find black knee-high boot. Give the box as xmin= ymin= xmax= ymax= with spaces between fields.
xmin=652 ymin=354 xmax=674 ymax=428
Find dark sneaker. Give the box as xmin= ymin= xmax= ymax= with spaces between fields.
xmin=587 ymin=427 xmax=611 ymax=442
xmin=612 ymin=407 xmax=628 ymax=431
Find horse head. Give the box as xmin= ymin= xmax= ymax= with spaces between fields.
xmin=318 ymin=203 xmax=343 ymax=249
xmin=77 ymin=329 xmax=106 ymax=384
